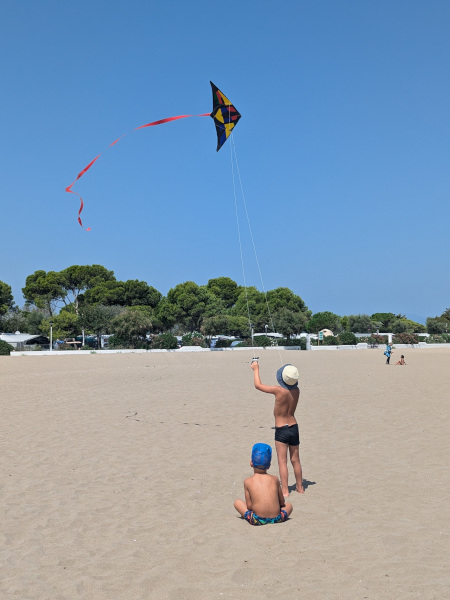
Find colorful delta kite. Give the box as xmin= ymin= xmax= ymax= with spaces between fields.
xmin=66 ymin=82 xmax=241 ymax=229
xmin=210 ymin=82 xmax=241 ymax=151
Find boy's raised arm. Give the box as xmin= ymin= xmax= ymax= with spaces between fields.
xmin=251 ymin=361 xmax=279 ymax=394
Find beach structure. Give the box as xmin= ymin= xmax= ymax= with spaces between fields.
xmin=319 ymin=328 xmax=334 ymax=337
xmin=0 ymin=332 xmax=50 ymax=350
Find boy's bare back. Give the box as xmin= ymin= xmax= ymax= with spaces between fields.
xmin=244 ymin=472 xmax=285 ymax=519
xmin=272 ymin=387 xmax=299 ymax=427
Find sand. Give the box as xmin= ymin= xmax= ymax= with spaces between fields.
xmin=1 ymin=347 xmax=448 ymax=600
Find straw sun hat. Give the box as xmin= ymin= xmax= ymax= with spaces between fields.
xmin=276 ymin=364 xmax=299 ymax=389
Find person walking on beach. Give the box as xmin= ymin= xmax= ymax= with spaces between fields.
xmin=250 ymin=361 xmax=304 ymax=497
xmin=384 ymin=342 xmax=393 ymax=365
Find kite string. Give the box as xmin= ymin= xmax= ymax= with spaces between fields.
xmin=230 ymin=135 xmax=284 ymax=366
xmin=230 ymin=139 xmax=257 ymax=358
xmin=229 ymin=136 xmax=255 ymax=358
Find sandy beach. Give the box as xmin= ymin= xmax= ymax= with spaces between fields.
xmin=1 ymin=347 xmax=448 ymax=600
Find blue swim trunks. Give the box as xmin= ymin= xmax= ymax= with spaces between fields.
xmin=244 ymin=510 xmax=288 ymax=526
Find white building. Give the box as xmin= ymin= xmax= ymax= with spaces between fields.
xmin=0 ymin=332 xmax=50 ymax=350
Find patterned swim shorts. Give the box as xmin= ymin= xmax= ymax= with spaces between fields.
xmin=244 ymin=510 xmax=288 ymax=526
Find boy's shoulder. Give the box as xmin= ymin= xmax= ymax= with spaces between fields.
xmin=245 ymin=472 xmax=279 ymax=485
xmin=274 ymin=385 xmax=299 ymax=399
xmin=274 ymin=385 xmax=289 ymax=397
xmin=267 ymin=473 xmax=280 ymax=484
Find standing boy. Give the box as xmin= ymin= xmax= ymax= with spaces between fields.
xmin=251 ymin=361 xmax=304 ymax=497
xmin=234 ymin=443 xmax=293 ymax=525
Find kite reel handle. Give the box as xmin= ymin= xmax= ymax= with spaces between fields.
xmin=251 ymin=357 xmax=259 ymax=363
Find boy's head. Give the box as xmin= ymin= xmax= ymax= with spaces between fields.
xmin=276 ymin=364 xmax=299 ymax=389
xmin=251 ymin=443 xmax=272 ymax=470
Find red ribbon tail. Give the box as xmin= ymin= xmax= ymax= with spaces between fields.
xmin=66 ymin=112 xmax=210 ymax=229
xmin=77 ymin=196 xmax=84 ymax=227
xmin=65 ymin=186 xmax=88 ymax=229
xmin=134 ymin=115 xmax=193 ymax=130
xmin=76 ymin=154 xmax=101 ymax=181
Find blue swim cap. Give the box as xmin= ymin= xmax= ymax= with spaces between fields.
xmin=251 ymin=443 xmax=272 ymax=469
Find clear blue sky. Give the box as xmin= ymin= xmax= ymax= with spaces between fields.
xmin=1 ymin=0 xmax=449 ymax=323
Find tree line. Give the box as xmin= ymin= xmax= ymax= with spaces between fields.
xmin=0 ymin=265 xmax=449 ymax=350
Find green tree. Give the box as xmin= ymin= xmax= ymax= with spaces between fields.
xmin=228 ymin=315 xmax=251 ymax=337
xmin=83 ymin=279 xmax=161 ymax=308
xmin=60 ymin=265 xmax=115 ymax=313
xmin=371 ymin=313 xmax=396 ymax=330
xmin=272 ymin=307 xmax=307 ymax=340
xmin=162 ymin=282 xmax=217 ymax=332
xmin=151 ymin=332 xmax=178 ymax=349
xmin=426 ymin=317 xmax=447 ymax=334
xmin=403 ymin=319 xmax=426 ymax=333
xmin=322 ymin=335 xmax=339 ymax=346
xmin=338 ymin=331 xmax=357 ymax=345
xmin=231 ymin=287 xmax=267 ymax=330
xmin=253 ymin=335 xmax=272 ymax=347
xmin=206 ymin=277 xmax=240 ymax=309
xmin=201 ymin=314 xmax=250 ymax=338
xmin=79 ymin=304 xmax=124 ymax=348
xmin=22 ymin=270 xmax=66 ymax=316
xmin=266 ymin=287 xmax=310 ymax=316
xmin=306 ymin=311 xmax=343 ymax=334
xmin=154 ymin=296 xmax=179 ymax=331
xmin=41 ymin=309 xmax=79 ymax=341
xmin=111 ymin=308 xmax=152 ymax=347
xmin=182 ymin=331 xmax=206 ymax=347
xmin=200 ymin=288 xmax=226 ymax=319
xmin=201 ymin=314 xmax=232 ymax=337
xmin=23 ymin=265 xmax=115 ymax=316
xmin=23 ymin=309 xmax=47 ymax=335
xmin=0 ymin=307 xmax=27 ymax=333
xmin=0 ymin=281 xmax=14 ymax=315
xmin=426 ymin=309 xmax=450 ymax=334
xmin=0 ymin=340 xmax=13 ymax=355
xmin=347 ymin=314 xmax=373 ymax=333
xmin=231 ymin=286 xmax=310 ymax=333
xmin=391 ymin=318 xmax=425 ymax=334
xmin=441 ymin=308 xmax=450 ymax=322
xmin=0 ymin=307 xmax=47 ymax=335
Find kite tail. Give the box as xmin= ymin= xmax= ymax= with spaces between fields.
xmin=65 ymin=185 xmax=91 ymax=231
xmin=66 ymin=114 xmax=210 ymax=229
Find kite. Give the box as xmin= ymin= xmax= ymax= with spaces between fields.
xmin=66 ymin=82 xmax=241 ymax=229
xmin=210 ymin=82 xmax=241 ymax=151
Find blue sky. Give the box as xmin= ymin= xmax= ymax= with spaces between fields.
xmin=1 ymin=0 xmax=449 ymax=323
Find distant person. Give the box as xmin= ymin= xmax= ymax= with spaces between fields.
xmin=251 ymin=361 xmax=304 ymax=497
xmin=234 ymin=443 xmax=293 ymax=525
xmin=384 ymin=343 xmax=393 ymax=365
xmin=395 ymin=354 xmax=406 ymax=365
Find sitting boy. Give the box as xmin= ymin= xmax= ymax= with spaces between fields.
xmin=234 ymin=443 xmax=293 ymax=525
xmin=395 ymin=354 xmax=406 ymax=365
